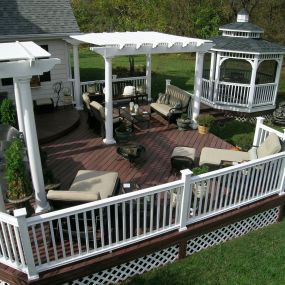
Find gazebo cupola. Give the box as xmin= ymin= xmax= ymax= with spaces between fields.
xmin=201 ymin=9 xmax=285 ymax=113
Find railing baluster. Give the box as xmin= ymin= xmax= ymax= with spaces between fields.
xmin=1 ymin=222 xmax=12 ymax=260
xmin=83 ymin=212 xmax=89 ymax=252
xmin=13 ymin=226 xmax=25 ymax=266
xmin=150 ymin=195 xmax=154 ymax=231
xmin=123 ymin=202 xmax=126 ymax=241
xmin=115 ymin=204 xmax=119 ymax=243
xmin=48 ymin=220 xmax=58 ymax=260
xmin=66 ymin=216 xmax=74 ymax=255
xmin=156 ymin=193 xmax=161 ymax=230
xmin=99 ymin=208 xmax=104 ymax=247
xmin=129 ymin=200 xmax=133 ymax=239
xmin=7 ymin=224 xmax=18 ymax=265
xmin=163 ymin=192 xmax=167 ymax=228
xmin=143 ymin=197 xmax=147 ymax=234
xmin=31 ymin=225 xmax=41 ymax=265
xmin=107 ymin=206 xmax=112 ymax=245
xmin=136 ymin=198 xmax=140 ymax=235
xmin=58 ymin=219 xmax=66 ymax=259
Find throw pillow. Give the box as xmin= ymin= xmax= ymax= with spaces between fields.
xmin=136 ymin=85 xmax=146 ymax=94
xmin=247 ymin=147 xmax=257 ymax=160
xmin=87 ymin=85 xmax=96 ymax=94
xmin=157 ymin=93 xmax=166 ymax=104
xmin=122 ymin=86 xmax=135 ymax=96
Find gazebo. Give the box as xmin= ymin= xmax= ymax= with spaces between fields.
xmin=69 ymin=32 xmax=214 ymax=143
xmin=0 ymin=41 xmax=60 ymax=213
xmin=201 ymin=9 xmax=285 ymax=113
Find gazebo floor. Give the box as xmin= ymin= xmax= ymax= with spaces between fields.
xmin=41 ymin=110 xmax=232 ymax=190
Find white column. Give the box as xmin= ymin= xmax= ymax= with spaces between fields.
xmin=253 ymin=116 xmax=265 ymax=147
xmin=16 ymin=77 xmax=50 ymax=213
xmin=179 ymin=169 xmax=193 ymax=231
xmin=213 ymin=53 xmax=221 ymax=103
xmin=103 ymin=57 xmax=116 ymax=145
xmin=192 ymin=52 xmax=205 ymax=129
xmin=13 ymin=79 xmax=25 ymax=133
xmin=273 ymin=56 xmax=284 ymax=106
xmin=146 ymin=54 xmax=152 ymax=102
xmin=208 ymin=52 xmax=216 ymax=101
xmin=248 ymin=55 xmax=259 ymax=110
xmin=73 ymin=44 xmax=82 ymax=110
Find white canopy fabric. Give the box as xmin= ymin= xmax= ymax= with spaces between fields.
xmin=70 ymin=31 xmax=214 ymax=56
xmin=0 ymin=41 xmax=50 ymax=62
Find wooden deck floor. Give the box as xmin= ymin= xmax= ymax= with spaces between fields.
xmin=41 ymin=110 xmax=232 ymax=190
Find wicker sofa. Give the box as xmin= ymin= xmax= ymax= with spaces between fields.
xmin=150 ymin=84 xmax=192 ymax=124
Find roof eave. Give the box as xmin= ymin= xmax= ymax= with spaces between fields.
xmin=211 ymin=48 xmax=285 ymax=55
xmin=219 ymin=28 xmax=264 ymax=33
xmin=0 ymin=33 xmax=82 ymax=42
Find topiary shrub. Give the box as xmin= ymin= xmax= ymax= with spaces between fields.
xmin=0 ymin=99 xmax=17 ymax=127
xmin=231 ymin=133 xmax=254 ymax=151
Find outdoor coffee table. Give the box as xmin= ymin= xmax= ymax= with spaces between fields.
xmin=121 ymin=182 xmax=141 ymax=194
xmin=117 ymin=144 xmax=146 ymax=164
xmin=119 ymin=107 xmax=151 ymax=131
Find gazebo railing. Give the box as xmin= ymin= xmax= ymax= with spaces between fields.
xmin=253 ymin=83 xmax=277 ymax=106
xmin=80 ymin=76 xmax=147 ymax=98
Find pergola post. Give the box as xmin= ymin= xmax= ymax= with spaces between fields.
xmin=16 ymin=77 xmax=50 ymax=213
xmin=103 ymin=56 xmax=116 ymax=145
xmin=248 ymin=55 xmax=259 ymax=110
xmin=13 ymin=79 xmax=25 ymax=133
xmin=192 ymin=52 xmax=205 ymax=128
xmin=146 ymin=54 xmax=152 ymax=102
xmin=72 ymin=43 xmax=82 ymax=110
xmin=209 ymin=52 xmax=216 ymax=101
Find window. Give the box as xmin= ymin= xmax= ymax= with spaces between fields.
xmin=1 ymin=78 xmax=13 ymax=86
xmin=256 ymin=60 xmax=277 ymax=84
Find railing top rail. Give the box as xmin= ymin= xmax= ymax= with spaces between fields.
xmin=80 ymin=76 xmax=147 ymax=86
xmin=0 ymin=212 xmax=19 ymax=227
xmin=218 ymin=81 xmax=250 ymax=87
xmin=255 ymin=83 xmax=277 ymax=87
xmin=27 ymin=180 xmax=183 ymax=225
xmin=191 ymin=151 xmax=285 ymax=183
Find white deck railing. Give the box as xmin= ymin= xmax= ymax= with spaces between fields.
xmin=0 ymin=120 xmax=284 ymax=280
xmin=201 ymin=79 xmax=277 ymax=110
xmin=80 ymin=76 xmax=147 ymax=97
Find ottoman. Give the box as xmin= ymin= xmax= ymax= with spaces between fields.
xmin=171 ymin=147 xmax=196 ymax=173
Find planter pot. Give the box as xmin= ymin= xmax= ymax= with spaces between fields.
xmin=177 ymin=118 xmax=191 ymax=131
xmin=7 ymin=194 xmax=33 ymax=216
xmin=198 ymin=125 xmax=209 ymax=135
xmin=115 ymin=127 xmax=132 ymax=143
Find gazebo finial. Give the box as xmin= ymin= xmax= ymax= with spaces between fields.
xmin=237 ymin=9 xmax=249 ymax=23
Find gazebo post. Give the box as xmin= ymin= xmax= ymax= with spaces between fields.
xmin=213 ymin=53 xmax=221 ymax=104
xmin=103 ymin=56 xmax=116 ymax=145
xmin=13 ymin=79 xmax=25 ymax=133
xmin=209 ymin=52 xmax=216 ymax=101
xmin=72 ymin=43 xmax=82 ymax=110
xmin=192 ymin=52 xmax=205 ymax=128
xmin=273 ymin=56 xmax=284 ymax=105
xmin=15 ymin=77 xmax=50 ymax=213
xmin=248 ymin=55 xmax=259 ymax=111
xmin=146 ymin=54 xmax=152 ymax=102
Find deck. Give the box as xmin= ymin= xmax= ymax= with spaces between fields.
xmin=41 ymin=109 xmax=232 ymax=190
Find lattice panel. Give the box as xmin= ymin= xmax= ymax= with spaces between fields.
xmin=187 ymin=207 xmax=279 ymax=256
xmin=68 ymin=245 xmax=179 ymax=285
xmin=224 ymin=112 xmax=273 ymax=123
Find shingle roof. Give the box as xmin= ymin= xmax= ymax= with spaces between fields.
xmin=0 ymin=0 xmax=80 ymax=38
xmin=211 ymin=36 xmax=285 ymax=53
xmin=220 ymin=22 xmax=264 ymax=33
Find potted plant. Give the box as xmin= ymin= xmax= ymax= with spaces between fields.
xmin=4 ymin=138 xmax=33 ymax=213
xmin=176 ymin=113 xmax=191 ymax=131
xmin=115 ymin=121 xmax=132 ymax=143
xmin=196 ymin=114 xmax=215 ymax=135
xmin=0 ymin=99 xmax=17 ymax=127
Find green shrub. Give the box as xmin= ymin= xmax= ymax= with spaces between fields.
xmin=231 ymin=133 xmax=254 ymax=151
xmin=196 ymin=114 xmax=215 ymax=127
xmin=4 ymin=138 xmax=32 ymax=200
xmin=0 ymin=99 xmax=17 ymax=127
xmin=192 ymin=165 xmax=209 ymax=175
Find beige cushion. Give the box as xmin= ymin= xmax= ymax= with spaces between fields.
xmin=171 ymin=147 xmax=196 ymax=161
xmin=122 ymin=86 xmax=135 ymax=96
xmin=90 ymin=101 xmax=105 ymax=119
xmin=199 ymin=147 xmax=249 ymax=166
xmin=36 ymin=98 xmax=53 ymax=106
xmin=257 ymin=133 xmax=281 ymax=158
xmin=82 ymin=93 xmax=91 ymax=110
xmin=47 ymin=170 xmax=118 ymax=202
xmin=136 ymin=85 xmax=146 ymax=94
xmin=150 ymin=103 xmax=172 ymax=116
xmin=248 ymin=147 xmax=257 ymax=160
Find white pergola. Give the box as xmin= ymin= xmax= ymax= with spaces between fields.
xmin=0 ymin=41 xmax=60 ymax=213
xmin=70 ymin=32 xmax=214 ymax=144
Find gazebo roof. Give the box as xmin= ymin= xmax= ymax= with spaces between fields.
xmin=210 ymin=36 xmax=285 ymax=54
xmin=219 ymin=22 xmax=264 ymax=33
xmin=0 ymin=41 xmax=51 ymax=62
xmin=70 ymin=31 xmax=214 ymax=56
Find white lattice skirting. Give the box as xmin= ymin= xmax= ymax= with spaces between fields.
xmin=0 ymin=207 xmax=279 ymax=285
xmin=67 ymin=207 xmax=279 ymax=285
xmin=187 ymin=207 xmax=279 ymax=255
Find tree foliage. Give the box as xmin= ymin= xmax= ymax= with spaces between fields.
xmin=71 ymin=0 xmax=285 ymax=43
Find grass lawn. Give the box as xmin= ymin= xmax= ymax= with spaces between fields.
xmin=123 ymin=218 xmax=285 ymax=285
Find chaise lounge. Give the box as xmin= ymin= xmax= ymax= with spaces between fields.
xmin=199 ymin=133 xmax=282 ymax=169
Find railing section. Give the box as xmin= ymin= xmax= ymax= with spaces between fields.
xmin=80 ymin=76 xmax=147 ymax=97
xmin=186 ymin=153 xmax=285 ymax=225
xmin=201 ymin=79 xmax=212 ymax=102
xmin=26 ymin=181 xmax=183 ymax=273
xmin=216 ymin=82 xmax=251 ymax=106
xmin=0 ymin=212 xmax=28 ymax=274
xmin=253 ymin=83 xmax=277 ymax=106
